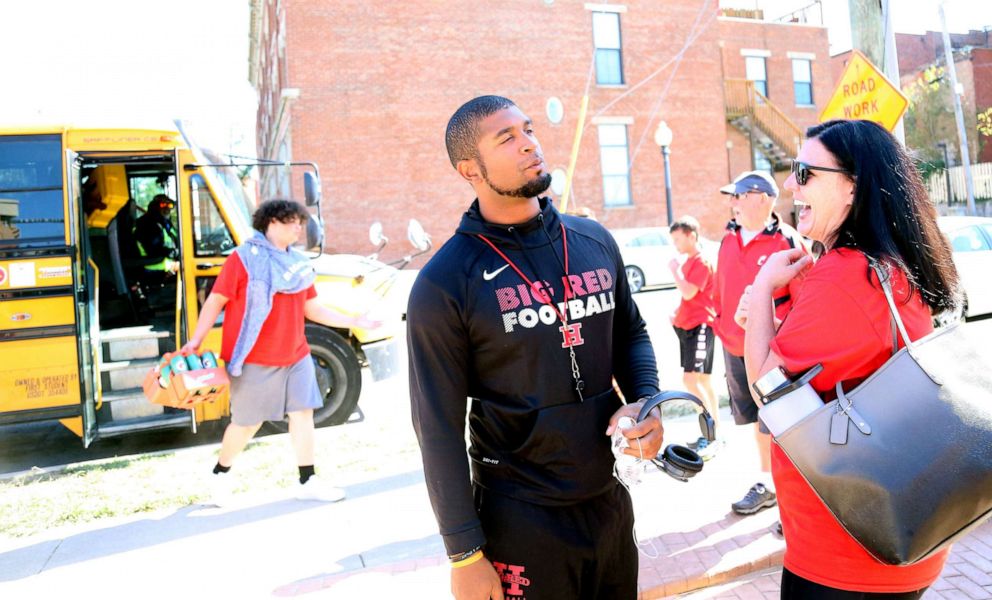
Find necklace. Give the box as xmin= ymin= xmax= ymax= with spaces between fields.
xmin=477 ymin=223 xmax=585 ymax=401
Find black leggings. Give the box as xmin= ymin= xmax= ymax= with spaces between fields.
xmin=781 ymin=568 xmax=928 ymax=600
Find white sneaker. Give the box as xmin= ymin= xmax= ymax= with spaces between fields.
xmin=296 ymin=475 xmax=346 ymax=502
xmin=206 ymin=471 xmax=236 ymax=507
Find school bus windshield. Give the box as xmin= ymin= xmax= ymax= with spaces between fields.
xmin=199 ymin=148 xmax=256 ymax=240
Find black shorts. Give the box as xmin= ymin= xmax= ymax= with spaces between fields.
xmin=780 ymin=567 xmax=928 ymax=599
xmin=475 ymin=483 xmax=637 ymax=600
xmin=673 ymin=323 xmax=715 ymax=374
xmin=723 ymin=348 xmax=769 ymax=433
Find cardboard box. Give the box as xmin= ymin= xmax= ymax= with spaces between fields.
xmin=142 ymin=355 xmax=230 ymax=410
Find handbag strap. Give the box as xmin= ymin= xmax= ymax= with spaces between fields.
xmin=868 ymin=259 xmax=914 ymax=353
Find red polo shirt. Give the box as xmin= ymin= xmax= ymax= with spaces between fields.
xmin=713 ymin=216 xmax=806 ymax=356
xmin=212 ymin=253 xmax=316 ymax=367
xmin=769 ymin=249 xmax=947 ymax=593
xmin=672 ymin=252 xmax=716 ymax=329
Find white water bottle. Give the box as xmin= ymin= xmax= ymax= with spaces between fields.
xmin=753 ymin=364 xmax=824 ymax=437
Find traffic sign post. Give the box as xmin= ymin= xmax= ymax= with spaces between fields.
xmin=819 ymin=50 xmax=908 ymax=132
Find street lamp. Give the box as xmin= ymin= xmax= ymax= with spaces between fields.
xmin=654 ymin=121 xmax=674 ymax=225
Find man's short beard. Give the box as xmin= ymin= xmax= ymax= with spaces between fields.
xmin=479 ymin=159 xmax=552 ymax=199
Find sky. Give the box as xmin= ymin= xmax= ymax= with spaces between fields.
xmin=0 ymin=0 xmax=988 ymax=155
xmin=0 ymin=0 xmax=255 ymax=153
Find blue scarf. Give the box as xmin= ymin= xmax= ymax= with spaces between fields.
xmin=227 ymin=231 xmax=317 ymax=376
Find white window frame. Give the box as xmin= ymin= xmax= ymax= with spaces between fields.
xmin=792 ymin=58 xmax=814 ymax=106
xmin=597 ymin=123 xmax=632 ymax=207
xmin=745 ymin=55 xmax=768 ymax=98
xmin=591 ymin=11 xmax=624 ymax=85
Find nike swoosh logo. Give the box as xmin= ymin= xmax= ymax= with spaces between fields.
xmin=483 ymin=264 xmax=510 ymax=281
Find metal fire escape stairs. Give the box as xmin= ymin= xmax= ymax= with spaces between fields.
xmin=724 ymin=79 xmax=804 ymax=170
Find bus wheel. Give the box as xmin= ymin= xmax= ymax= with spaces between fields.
xmin=265 ymin=325 xmax=362 ymax=433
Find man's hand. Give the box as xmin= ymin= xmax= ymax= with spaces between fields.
xmin=606 ymin=401 xmax=665 ymax=460
xmin=734 ymin=285 xmax=752 ymax=328
xmin=179 ymin=338 xmax=201 ymax=355
xmin=667 ymin=257 xmax=680 ymax=274
xmin=451 ymin=556 xmax=504 ymax=600
xmin=352 ymin=311 xmax=383 ymax=330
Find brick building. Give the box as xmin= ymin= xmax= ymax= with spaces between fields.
xmin=249 ymin=1 xmax=830 ymax=256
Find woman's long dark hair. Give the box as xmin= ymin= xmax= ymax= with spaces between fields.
xmin=807 ymin=119 xmax=959 ymax=314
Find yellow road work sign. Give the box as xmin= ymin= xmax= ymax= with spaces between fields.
xmin=819 ymin=50 xmax=908 ymax=131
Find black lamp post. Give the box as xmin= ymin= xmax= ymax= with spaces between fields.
xmin=654 ymin=121 xmax=674 ymax=225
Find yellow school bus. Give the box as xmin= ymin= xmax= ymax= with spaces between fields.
xmin=0 ymin=125 xmax=409 ymax=446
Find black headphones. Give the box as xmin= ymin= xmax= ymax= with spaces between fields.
xmin=636 ymin=391 xmax=716 ymax=482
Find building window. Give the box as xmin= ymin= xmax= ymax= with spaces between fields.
xmin=792 ymin=59 xmax=813 ymax=105
xmin=592 ymin=12 xmax=624 ymax=85
xmin=597 ymin=124 xmax=631 ymax=206
xmin=745 ymin=56 xmax=768 ymax=98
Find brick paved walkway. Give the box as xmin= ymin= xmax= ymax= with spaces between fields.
xmin=667 ymin=520 xmax=992 ymax=599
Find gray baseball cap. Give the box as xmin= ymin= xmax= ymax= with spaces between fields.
xmin=719 ymin=170 xmax=778 ymax=197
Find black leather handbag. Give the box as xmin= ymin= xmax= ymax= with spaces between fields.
xmin=774 ymin=263 xmax=992 ymax=566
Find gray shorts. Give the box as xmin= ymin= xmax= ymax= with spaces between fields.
xmin=228 ymin=355 xmax=322 ymax=426
xmin=724 ymin=348 xmax=769 ymax=434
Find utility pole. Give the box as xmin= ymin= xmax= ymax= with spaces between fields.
xmin=881 ymin=0 xmax=905 ymax=143
xmin=848 ymin=0 xmax=905 ymax=143
xmin=939 ymin=1 xmax=977 ymax=215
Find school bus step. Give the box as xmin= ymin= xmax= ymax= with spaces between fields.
xmin=102 ymin=389 xmax=167 ymax=421
xmin=97 ymin=413 xmax=192 ymax=438
xmin=100 ymin=357 xmax=161 ymax=391
xmin=102 ymin=326 xmax=173 ymax=362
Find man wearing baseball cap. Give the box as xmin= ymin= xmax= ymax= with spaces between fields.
xmin=713 ymin=170 xmax=807 ymax=525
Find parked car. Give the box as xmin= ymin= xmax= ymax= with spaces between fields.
xmin=610 ymin=227 xmax=718 ymax=293
xmin=938 ymin=216 xmax=992 ymax=319
xmin=611 ymin=228 xmax=676 ymax=293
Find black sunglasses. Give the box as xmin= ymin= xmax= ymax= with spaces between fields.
xmin=791 ymin=160 xmax=848 ymax=186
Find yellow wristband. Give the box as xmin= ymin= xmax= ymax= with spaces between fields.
xmin=450 ymin=550 xmax=484 ymax=569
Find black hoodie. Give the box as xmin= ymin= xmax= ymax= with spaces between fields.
xmin=407 ymin=198 xmax=659 ymax=555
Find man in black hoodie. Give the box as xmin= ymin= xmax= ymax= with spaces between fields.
xmin=408 ymin=95 xmax=664 ymax=600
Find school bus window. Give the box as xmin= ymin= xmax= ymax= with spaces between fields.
xmin=0 ymin=135 xmax=65 ymax=249
xmin=190 ymin=174 xmax=235 ymax=257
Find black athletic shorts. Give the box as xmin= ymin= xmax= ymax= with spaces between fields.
xmin=724 ymin=348 xmax=769 ymax=433
xmin=673 ymin=323 xmax=715 ymax=374
xmin=780 ymin=567 xmax=928 ymax=599
xmin=475 ymin=483 xmax=637 ymax=600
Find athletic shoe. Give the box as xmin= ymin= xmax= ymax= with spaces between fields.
xmin=687 ymin=436 xmax=708 ymax=451
xmin=205 ymin=471 xmax=236 ymax=507
xmin=731 ymin=482 xmax=777 ymax=515
xmin=296 ymin=475 xmax=346 ymax=502
xmin=698 ymin=438 xmax=721 ymax=461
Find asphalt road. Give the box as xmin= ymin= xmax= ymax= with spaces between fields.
xmin=1 ymin=287 xmax=989 ymax=477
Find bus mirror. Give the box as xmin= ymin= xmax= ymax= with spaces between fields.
xmin=407 ymin=219 xmax=431 ymax=252
xmin=304 ymin=172 xmax=322 ymax=207
xmin=369 ymin=222 xmax=385 ymax=247
xmin=306 ymin=213 xmax=324 ymax=251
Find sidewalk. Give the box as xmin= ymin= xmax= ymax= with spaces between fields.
xmin=0 ymin=410 xmax=989 ymax=599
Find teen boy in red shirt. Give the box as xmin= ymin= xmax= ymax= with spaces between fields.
xmin=668 ymin=216 xmax=719 ymax=451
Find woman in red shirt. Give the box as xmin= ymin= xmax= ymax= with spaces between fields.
xmin=741 ymin=120 xmax=960 ymax=598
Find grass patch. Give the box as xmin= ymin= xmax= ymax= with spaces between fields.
xmin=0 ymin=409 xmax=425 ymax=540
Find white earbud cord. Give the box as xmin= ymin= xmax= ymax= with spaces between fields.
xmin=612 ymin=423 xmax=660 ymax=559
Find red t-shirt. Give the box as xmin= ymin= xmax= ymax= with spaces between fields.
xmin=673 ymin=252 xmax=716 ymax=329
xmin=713 ymin=219 xmax=805 ymax=356
xmin=212 ymin=253 xmax=317 ymax=367
xmin=769 ymin=249 xmax=948 ymax=593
